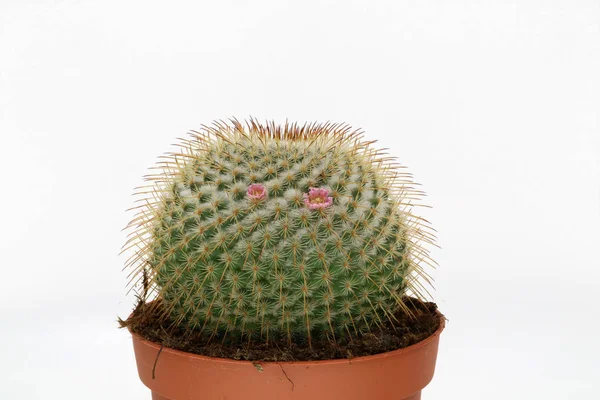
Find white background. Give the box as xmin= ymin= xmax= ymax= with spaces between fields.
xmin=1 ymin=1 xmax=599 ymax=399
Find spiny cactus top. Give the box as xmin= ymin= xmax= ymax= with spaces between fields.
xmin=123 ymin=119 xmax=435 ymax=344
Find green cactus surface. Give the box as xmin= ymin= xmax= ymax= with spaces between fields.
xmin=124 ymin=119 xmax=434 ymax=344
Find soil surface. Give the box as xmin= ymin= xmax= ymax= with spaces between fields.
xmin=120 ymin=297 xmax=442 ymax=362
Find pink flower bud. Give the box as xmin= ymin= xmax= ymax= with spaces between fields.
xmin=247 ymin=183 xmax=267 ymax=200
xmin=303 ymin=187 xmax=333 ymax=210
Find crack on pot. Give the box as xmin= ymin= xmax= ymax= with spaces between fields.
xmin=152 ymin=345 xmax=164 ymax=379
xmin=278 ymin=363 xmax=294 ymax=391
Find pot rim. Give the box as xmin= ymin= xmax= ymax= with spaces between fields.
xmin=129 ymin=309 xmax=445 ymax=367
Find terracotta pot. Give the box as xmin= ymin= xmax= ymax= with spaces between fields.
xmin=130 ymin=314 xmax=444 ymax=400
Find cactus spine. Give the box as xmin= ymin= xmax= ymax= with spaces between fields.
xmin=123 ymin=119 xmax=434 ymax=344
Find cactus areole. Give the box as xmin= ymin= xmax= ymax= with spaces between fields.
xmin=123 ymin=119 xmax=437 ymax=346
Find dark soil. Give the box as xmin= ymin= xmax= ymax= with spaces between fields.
xmin=120 ymin=297 xmax=443 ymax=362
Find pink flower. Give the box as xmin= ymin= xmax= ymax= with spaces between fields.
xmin=303 ymin=187 xmax=333 ymax=210
xmin=247 ymin=183 xmax=267 ymax=200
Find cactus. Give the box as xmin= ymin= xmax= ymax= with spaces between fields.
xmin=123 ymin=119 xmax=435 ymax=344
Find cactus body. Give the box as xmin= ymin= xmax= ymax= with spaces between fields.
xmin=125 ymin=120 xmax=433 ymax=343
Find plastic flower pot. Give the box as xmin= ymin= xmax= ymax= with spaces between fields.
xmin=129 ymin=313 xmax=444 ymax=400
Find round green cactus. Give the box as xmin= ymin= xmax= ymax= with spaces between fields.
xmin=123 ymin=119 xmax=434 ymax=344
